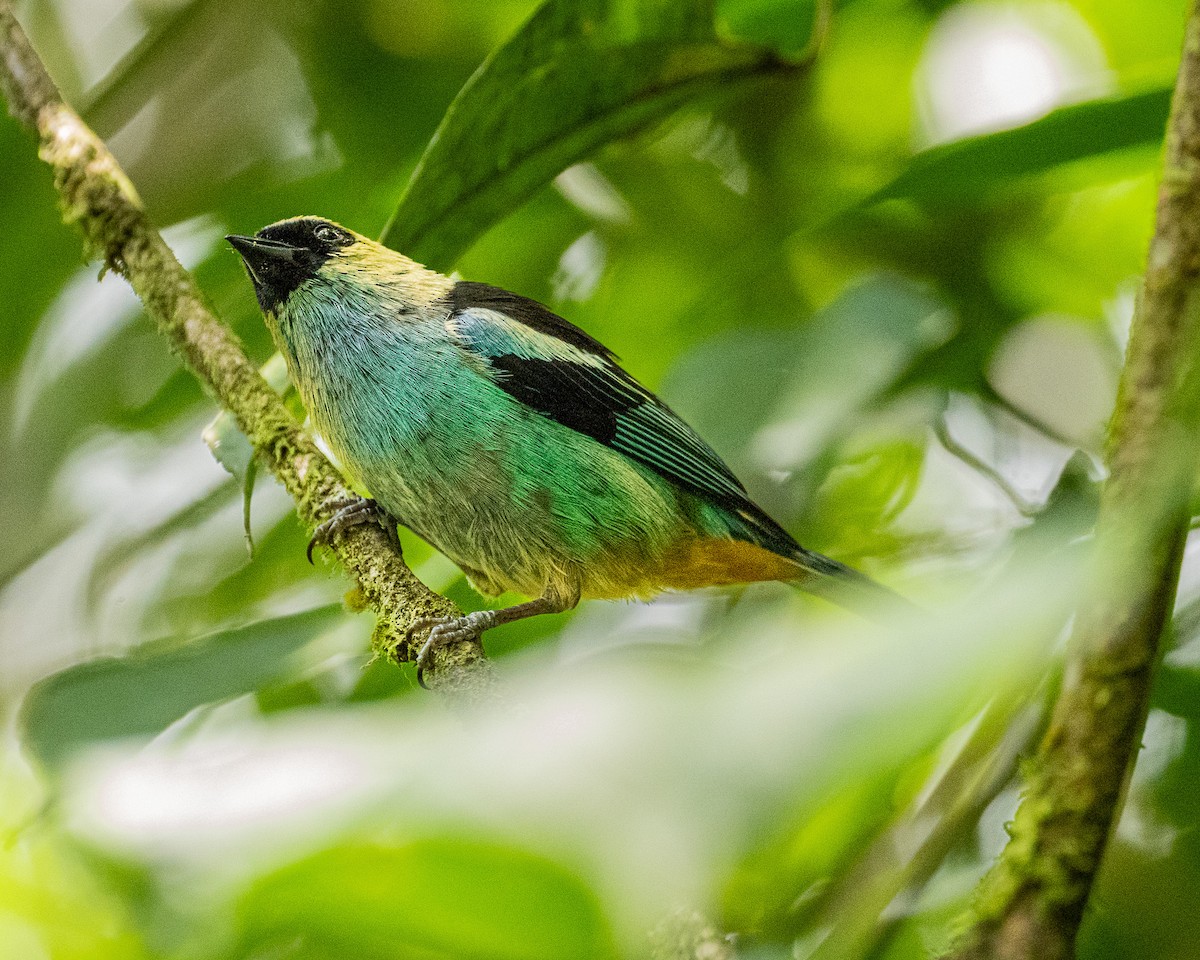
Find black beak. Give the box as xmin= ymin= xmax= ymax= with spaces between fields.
xmin=226 ymin=235 xmax=305 ymax=284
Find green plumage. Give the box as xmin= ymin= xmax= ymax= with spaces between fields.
xmin=282 ymin=262 xmax=732 ymax=604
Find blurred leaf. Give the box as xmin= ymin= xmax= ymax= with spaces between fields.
xmin=716 ymin=0 xmax=827 ymax=54
xmin=20 ymin=605 xmax=342 ymax=773
xmin=73 ymin=0 xmax=333 ymax=222
xmin=156 ymin=511 xmax=342 ymax=635
xmin=869 ymin=86 xmax=1170 ymax=207
xmin=60 ymin=553 xmax=1070 ymax=958
xmin=723 ymin=772 xmax=900 ymax=937
xmin=381 ymin=0 xmax=815 ymax=268
xmin=79 ymin=0 xmax=215 ymax=137
xmin=0 ymin=838 xmax=150 ymax=960
xmin=85 ymin=480 xmax=238 ymax=613
xmin=254 ymin=674 xmax=327 ymax=713
xmin=662 ymin=275 xmax=946 ymax=545
xmin=808 ymin=437 xmax=926 ymax=561
xmin=203 ymin=334 xmax=290 ymax=482
xmin=0 ymin=117 xmax=83 ymax=381
xmin=237 ymin=838 xmax=617 ymax=960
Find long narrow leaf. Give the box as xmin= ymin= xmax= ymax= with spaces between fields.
xmin=21 ymin=605 xmax=343 ymax=773
xmin=869 ymin=85 xmax=1170 ymax=207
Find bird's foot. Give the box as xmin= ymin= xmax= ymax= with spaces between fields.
xmin=411 ymin=611 xmax=497 ymax=688
xmin=307 ymin=496 xmax=400 ymax=563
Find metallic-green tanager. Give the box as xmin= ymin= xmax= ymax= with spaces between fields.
xmin=228 ymin=218 xmax=899 ymax=679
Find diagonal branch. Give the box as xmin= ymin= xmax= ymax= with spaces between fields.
xmin=0 ymin=2 xmax=495 ymax=701
xmin=945 ymin=2 xmax=1200 ymax=956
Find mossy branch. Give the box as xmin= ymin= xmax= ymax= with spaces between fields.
xmin=945 ymin=3 xmax=1200 ymax=957
xmin=0 ymin=2 xmax=494 ymax=700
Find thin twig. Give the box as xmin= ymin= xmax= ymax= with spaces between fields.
xmin=0 ymin=2 xmax=494 ymax=700
xmin=945 ymin=2 xmax=1200 ymax=956
xmin=933 ymin=417 xmax=1041 ymax=519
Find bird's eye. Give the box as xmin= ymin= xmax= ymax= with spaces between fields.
xmin=315 ymin=225 xmax=346 ymax=246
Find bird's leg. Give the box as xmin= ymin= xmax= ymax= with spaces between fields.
xmin=414 ymin=590 xmax=576 ymax=688
xmin=307 ymin=495 xmax=402 ymax=563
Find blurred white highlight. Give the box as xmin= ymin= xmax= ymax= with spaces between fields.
xmin=555 ymin=164 xmax=631 ymax=224
xmin=917 ymin=3 xmax=1111 ymax=143
xmin=553 ymin=231 xmax=607 ymax=302
xmin=85 ymin=733 xmax=382 ymax=859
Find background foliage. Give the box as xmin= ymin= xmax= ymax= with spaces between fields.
xmin=0 ymin=0 xmax=1196 ymax=957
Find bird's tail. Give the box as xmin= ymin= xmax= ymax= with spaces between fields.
xmin=705 ymin=502 xmax=915 ymax=620
xmin=661 ymin=530 xmax=914 ymax=620
xmin=784 ymin=545 xmax=917 ymax=621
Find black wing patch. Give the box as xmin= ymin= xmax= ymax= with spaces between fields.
xmin=447 ymin=285 xmax=776 ymax=522
xmin=485 ymin=353 xmax=636 ymax=444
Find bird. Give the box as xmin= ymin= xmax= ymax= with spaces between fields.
xmin=227 ymin=217 xmax=904 ymax=682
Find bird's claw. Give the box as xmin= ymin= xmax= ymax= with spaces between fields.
xmin=307 ymin=496 xmax=400 ymax=563
xmin=412 ymin=611 xmax=495 ymax=688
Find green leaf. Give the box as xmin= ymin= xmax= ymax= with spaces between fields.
xmin=237 ymin=838 xmax=617 ymax=960
xmin=20 ymin=605 xmax=343 ymax=773
xmin=381 ymin=0 xmax=814 ymax=268
xmin=716 ymin=0 xmax=827 ymax=55
xmin=723 ymin=772 xmax=900 ymax=937
xmin=869 ymin=85 xmax=1171 ymax=207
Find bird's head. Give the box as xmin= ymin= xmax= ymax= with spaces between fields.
xmin=226 ymin=217 xmax=365 ymax=314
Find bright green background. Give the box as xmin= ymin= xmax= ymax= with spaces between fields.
xmin=1 ymin=0 xmax=1197 ymax=957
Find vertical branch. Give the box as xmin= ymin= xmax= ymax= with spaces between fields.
xmin=946 ymin=4 xmax=1200 ymax=957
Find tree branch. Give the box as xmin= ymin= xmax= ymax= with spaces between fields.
xmin=0 ymin=2 xmax=495 ymax=700
xmin=945 ymin=3 xmax=1200 ymax=956
xmin=811 ymin=689 xmax=1050 ymax=960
